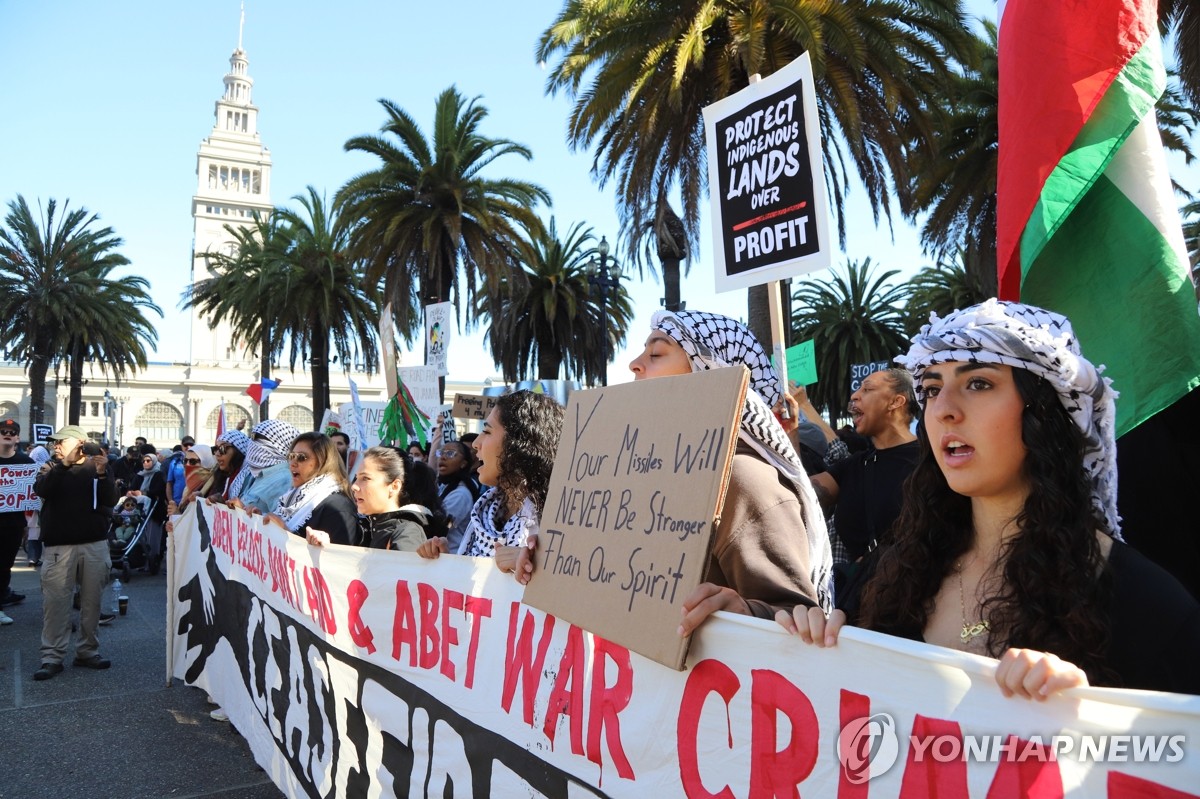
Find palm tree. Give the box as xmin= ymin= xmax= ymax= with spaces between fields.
xmin=273 ymin=188 xmax=380 ymax=417
xmin=905 ymin=24 xmax=998 ymax=295
xmin=1184 ymin=199 xmax=1200 ymax=267
xmin=791 ymin=259 xmax=911 ymax=420
xmin=338 ymin=88 xmax=550 ymax=343
xmin=1161 ymin=0 xmax=1200 ymax=106
xmin=902 ymin=253 xmax=990 ymax=336
xmin=537 ymin=0 xmax=971 ymax=344
xmin=479 ymin=218 xmax=634 ymax=384
xmin=0 ymin=196 xmax=160 ymax=428
xmin=185 ymin=213 xmax=287 ymax=420
xmin=65 ymin=273 xmax=161 ymax=425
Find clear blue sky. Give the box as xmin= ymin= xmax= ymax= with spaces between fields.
xmin=10 ymin=0 xmax=1180 ymax=390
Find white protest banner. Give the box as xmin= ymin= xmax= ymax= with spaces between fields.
xmin=425 ymin=301 xmax=453 ymax=377
xmin=703 ymin=52 xmax=831 ymax=292
xmin=346 ymin=377 xmax=369 ymax=453
xmin=338 ymin=400 xmax=388 ymax=449
xmin=397 ymin=365 xmax=441 ymax=422
xmin=522 ymin=367 xmax=747 ymax=669
xmin=0 ymin=464 xmax=40 ymax=511
xmin=171 ymin=502 xmax=1200 ymax=799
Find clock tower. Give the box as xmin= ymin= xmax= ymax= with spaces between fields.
xmin=188 ymin=14 xmax=273 ymax=366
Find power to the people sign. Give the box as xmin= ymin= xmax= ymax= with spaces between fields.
xmin=703 ymin=52 xmax=831 ymax=292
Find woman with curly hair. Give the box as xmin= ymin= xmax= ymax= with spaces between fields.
xmin=780 ymin=300 xmax=1200 ymax=697
xmin=418 ymin=391 xmax=563 ymax=569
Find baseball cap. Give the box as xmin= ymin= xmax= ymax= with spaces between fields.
xmin=49 ymin=424 xmax=88 ymax=441
xmin=0 ymin=418 xmax=18 ymax=435
xmin=181 ymin=435 xmax=196 ymax=446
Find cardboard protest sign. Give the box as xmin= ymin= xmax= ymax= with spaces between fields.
xmin=521 ymin=367 xmax=748 ymax=669
xmin=0 ymin=464 xmax=40 ymax=511
xmin=850 ymin=360 xmax=892 ymax=392
xmin=171 ymin=501 xmax=1200 ymax=799
xmin=785 ymin=339 xmax=817 ymax=385
xmin=451 ymin=393 xmax=499 ymax=421
xmin=703 ymin=53 xmax=831 ymax=292
xmin=424 ymin=301 xmax=452 ymax=376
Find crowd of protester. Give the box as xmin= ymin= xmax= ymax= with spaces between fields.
xmin=5 ymin=300 xmax=1199 ymax=703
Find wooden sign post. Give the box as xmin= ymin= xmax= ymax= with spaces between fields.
xmin=521 ymin=367 xmax=748 ymax=669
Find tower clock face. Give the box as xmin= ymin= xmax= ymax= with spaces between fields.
xmin=205 ymin=240 xmax=239 ymax=276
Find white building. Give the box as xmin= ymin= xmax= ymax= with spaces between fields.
xmin=0 ymin=27 xmax=481 ymax=448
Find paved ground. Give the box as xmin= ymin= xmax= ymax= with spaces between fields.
xmin=0 ymin=557 xmax=284 ymax=799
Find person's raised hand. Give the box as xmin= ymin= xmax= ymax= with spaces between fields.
xmin=514 ymin=533 xmax=539 ymax=586
xmin=417 ymin=536 xmax=449 ymax=560
xmin=775 ymin=606 xmax=846 ymax=647
xmin=994 ymin=648 xmax=1088 ymax=700
xmin=678 ymin=582 xmax=752 ymax=637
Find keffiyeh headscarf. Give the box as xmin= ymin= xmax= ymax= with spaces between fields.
xmin=245 ymin=419 xmax=298 ymax=470
xmin=652 ymin=309 xmax=834 ymax=612
xmin=228 ymin=420 xmax=298 ymax=499
xmin=217 ymin=429 xmax=251 ymax=455
xmin=897 ymin=299 xmax=1120 ymax=537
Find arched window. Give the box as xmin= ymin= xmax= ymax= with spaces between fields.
xmin=276 ymin=405 xmax=312 ymax=432
xmin=132 ymin=401 xmax=184 ymax=447
xmin=204 ymin=403 xmax=252 ymax=441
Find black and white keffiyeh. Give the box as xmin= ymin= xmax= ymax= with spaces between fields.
xmin=245 ymin=419 xmax=299 ymax=471
xmin=897 ymin=298 xmax=1121 ymax=537
xmin=273 ymin=473 xmax=342 ymax=532
xmin=651 ymin=309 xmax=834 ymax=612
xmin=455 ymin=488 xmax=538 ymax=558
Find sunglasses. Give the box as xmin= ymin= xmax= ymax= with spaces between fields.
xmin=0 ymin=431 xmax=18 ymax=437
xmin=184 ymin=458 xmax=202 ymax=465
xmin=286 ymin=452 xmax=311 ymax=463
xmin=435 ymin=448 xmax=461 ymax=458
xmin=213 ymin=445 xmax=231 ymax=455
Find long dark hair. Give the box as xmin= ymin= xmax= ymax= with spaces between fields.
xmin=401 ymin=458 xmax=450 ymax=536
xmin=494 ymin=391 xmax=564 ymax=514
xmin=858 ymin=369 xmax=1114 ymax=683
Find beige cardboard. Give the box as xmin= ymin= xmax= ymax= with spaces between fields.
xmin=521 ymin=366 xmax=748 ymax=670
xmin=451 ymin=393 xmax=499 ymax=421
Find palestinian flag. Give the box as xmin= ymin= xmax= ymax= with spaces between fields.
xmin=997 ymin=0 xmax=1200 ymax=435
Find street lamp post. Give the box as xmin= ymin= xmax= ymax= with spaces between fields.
xmin=587 ymin=236 xmax=620 ymax=387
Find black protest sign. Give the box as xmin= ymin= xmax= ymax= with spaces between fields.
xmin=703 ymin=53 xmax=830 ymax=292
xmin=850 ymin=361 xmax=892 ymax=393
xmin=521 ymin=367 xmax=748 ymax=670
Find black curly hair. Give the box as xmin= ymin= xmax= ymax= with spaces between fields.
xmin=858 ymin=368 xmax=1116 ymax=684
xmin=493 ymin=391 xmax=564 ymax=516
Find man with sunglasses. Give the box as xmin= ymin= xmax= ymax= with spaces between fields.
xmin=0 ymin=419 xmax=34 ymax=622
xmin=32 ymin=425 xmax=117 ymax=679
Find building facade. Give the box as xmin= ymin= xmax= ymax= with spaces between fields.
xmin=0 ymin=30 xmax=484 ymax=448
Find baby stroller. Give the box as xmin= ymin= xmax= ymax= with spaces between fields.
xmin=108 ymin=497 xmax=156 ymax=582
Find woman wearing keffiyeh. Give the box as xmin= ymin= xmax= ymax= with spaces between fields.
xmin=779 ymin=300 xmax=1200 ymax=697
xmin=518 ymin=310 xmax=834 ymax=632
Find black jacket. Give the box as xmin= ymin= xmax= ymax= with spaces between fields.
xmin=359 ymin=506 xmax=433 ymax=552
xmin=305 ymin=492 xmax=358 ymax=545
xmin=34 ymin=458 xmax=118 ymax=545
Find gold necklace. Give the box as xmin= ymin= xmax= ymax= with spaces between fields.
xmin=958 ymin=566 xmax=990 ymax=645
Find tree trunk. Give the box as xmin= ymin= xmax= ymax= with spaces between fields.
xmin=27 ymin=353 xmax=50 ymax=428
xmin=747 ymin=285 xmax=772 ymax=352
xmin=537 ymin=332 xmax=562 ymax=382
xmin=259 ymin=327 xmax=271 ymax=421
xmin=311 ymin=332 xmax=330 ymax=432
xmin=67 ymin=337 xmax=84 ymax=426
xmin=662 ymin=258 xmax=682 ymax=312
